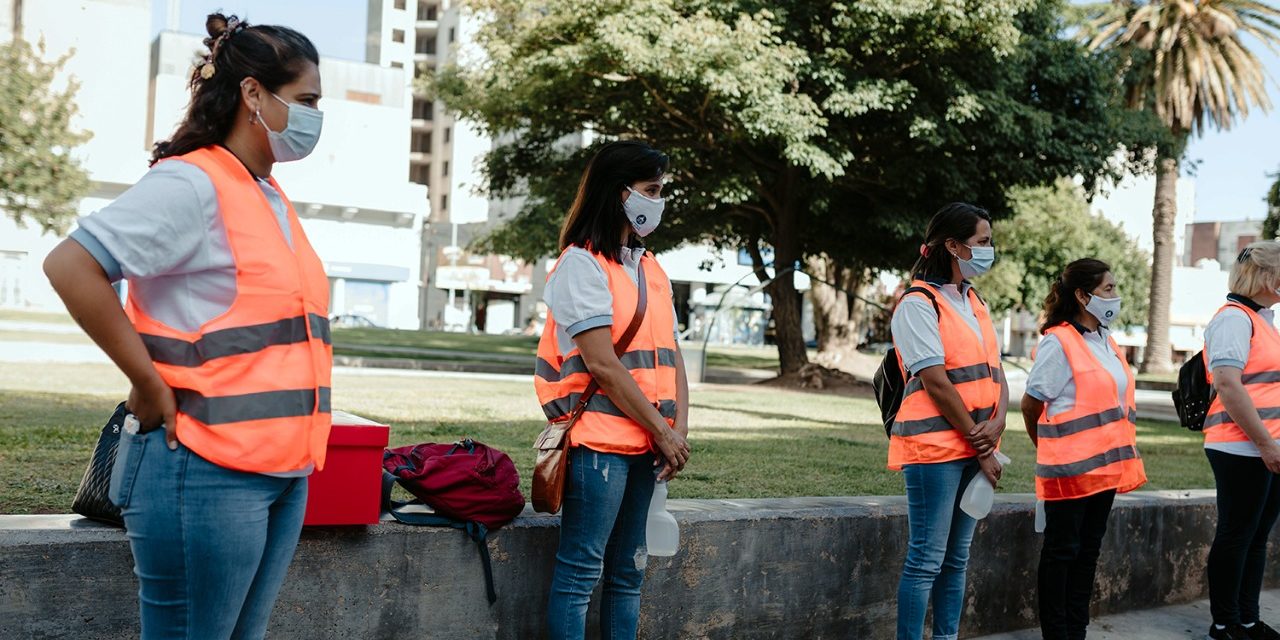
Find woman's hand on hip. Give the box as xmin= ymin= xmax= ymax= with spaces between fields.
xmin=127 ymin=376 xmax=178 ymax=450
xmin=655 ymin=428 xmax=690 ymax=481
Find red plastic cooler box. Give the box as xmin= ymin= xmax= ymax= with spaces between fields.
xmin=303 ymin=410 xmax=390 ymax=526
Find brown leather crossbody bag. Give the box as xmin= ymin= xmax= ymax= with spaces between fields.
xmin=531 ymin=264 xmax=648 ymax=514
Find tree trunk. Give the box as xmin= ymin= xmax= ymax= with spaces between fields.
xmin=750 ymin=213 xmax=808 ymax=375
xmin=808 ymin=254 xmax=862 ymax=371
xmin=1141 ymin=156 xmax=1178 ymax=374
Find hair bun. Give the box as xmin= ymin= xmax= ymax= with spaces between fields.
xmin=206 ymin=13 xmax=229 ymax=39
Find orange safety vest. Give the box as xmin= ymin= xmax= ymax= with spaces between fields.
xmin=1204 ymin=301 xmax=1280 ymax=444
xmin=126 ymin=145 xmax=333 ymax=473
xmin=888 ymin=280 xmax=1003 ymax=470
xmin=534 ymin=247 xmax=679 ymax=455
xmin=1034 ymin=324 xmax=1145 ymax=501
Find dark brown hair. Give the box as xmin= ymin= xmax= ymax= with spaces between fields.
xmin=910 ymin=203 xmax=992 ymax=280
xmin=559 ymin=140 xmax=669 ymax=261
xmin=1039 ymin=258 xmax=1111 ymax=333
xmin=150 ymin=13 xmax=319 ymax=164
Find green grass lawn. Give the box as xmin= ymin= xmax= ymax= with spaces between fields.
xmin=0 ymin=361 xmax=1213 ymax=514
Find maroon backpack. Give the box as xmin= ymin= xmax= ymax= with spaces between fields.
xmin=382 ymin=439 xmax=526 ymax=603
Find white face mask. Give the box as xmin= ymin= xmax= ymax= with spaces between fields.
xmin=257 ymin=92 xmax=323 ymax=163
xmin=1085 ymin=294 xmax=1122 ymax=327
xmin=624 ymin=186 xmax=664 ymax=237
xmin=955 ymin=245 xmax=995 ymax=279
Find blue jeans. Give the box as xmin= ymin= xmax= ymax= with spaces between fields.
xmin=110 ymin=427 xmax=308 ymax=640
xmin=897 ymin=457 xmax=981 ymax=640
xmin=547 ymin=447 xmax=657 ymax=640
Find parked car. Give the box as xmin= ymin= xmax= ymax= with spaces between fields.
xmin=330 ymin=314 xmax=380 ymax=329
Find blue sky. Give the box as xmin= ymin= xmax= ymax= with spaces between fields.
xmin=150 ymin=1 xmax=369 ymax=62
xmin=153 ymin=0 xmax=1279 ymax=223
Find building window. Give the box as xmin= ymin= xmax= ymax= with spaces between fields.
xmin=390 ymin=61 xmax=404 ymax=69
xmin=413 ymin=98 xmax=433 ymax=120
xmin=441 ymin=194 xmax=448 ymax=213
xmin=448 ymin=27 xmax=456 ymax=43
xmin=392 ymin=29 xmax=405 ymax=43
xmin=410 ymin=164 xmax=430 ymax=185
xmin=442 ymin=160 xmax=449 ymax=177
xmin=412 ymin=131 xmax=432 ymax=153
xmin=416 ymin=36 xmax=436 ymax=55
xmin=444 ymin=127 xmax=451 ymax=143
xmin=394 ymin=0 xmax=406 ymax=9
xmin=418 ymin=4 xmax=438 ymax=21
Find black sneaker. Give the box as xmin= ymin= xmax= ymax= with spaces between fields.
xmin=1211 ymin=624 xmax=1254 ymax=640
xmin=1245 ymin=622 xmax=1280 ymax=640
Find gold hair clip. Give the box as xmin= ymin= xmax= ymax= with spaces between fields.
xmin=199 ymin=62 xmax=216 ymax=79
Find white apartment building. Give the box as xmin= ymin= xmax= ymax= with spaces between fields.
xmin=0 ymin=0 xmax=428 ymax=329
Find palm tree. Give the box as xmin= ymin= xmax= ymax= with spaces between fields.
xmin=1087 ymin=0 xmax=1280 ymax=373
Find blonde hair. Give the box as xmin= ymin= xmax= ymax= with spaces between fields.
xmin=1229 ymin=241 xmax=1280 ymax=298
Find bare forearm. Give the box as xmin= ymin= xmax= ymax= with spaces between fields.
xmin=995 ymin=371 xmax=1010 ymax=426
xmin=1218 ymin=380 xmax=1274 ymax=448
xmin=592 ymin=361 xmax=671 ymax=436
xmin=1021 ymin=395 xmax=1043 ymax=448
xmin=44 ymin=241 xmax=161 ymax=389
xmin=923 ymin=381 xmax=978 ymax=434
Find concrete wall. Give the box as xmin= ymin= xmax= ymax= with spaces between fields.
xmin=2 ymin=491 xmax=1272 ymax=639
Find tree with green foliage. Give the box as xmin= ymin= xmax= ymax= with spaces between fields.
xmin=429 ymin=0 xmax=1162 ymax=374
xmin=976 ymin=179 xmax=1151 ymax=327
xmin=0 ymin=38 xmax=90 ymax=235
xmin=1085 ymin=0 xmax=1280 ymax=373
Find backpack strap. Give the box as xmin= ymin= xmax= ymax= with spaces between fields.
xmin=902 ymin=285 xmax=941 ymax=317
xmin=381 ymin=472 xmax=500 ymax=605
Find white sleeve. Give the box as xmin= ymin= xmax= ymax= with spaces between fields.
xmin=891 ymin=295 xmax=945 ymax=373
xmin=543 ymin=248 xmax=614 ymax=336
xmin=73 ymin=161 xmax=217 ymax=280
xmin=1025 ymin=334 xmax=1072 ymax=402
xmin=1204 ymin=307 xmax=1253 ymax=371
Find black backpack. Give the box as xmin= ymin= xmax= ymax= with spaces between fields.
xmin=874 ymin=287 xmax=940 ymax=437
xmin=1173 ymin=352 xmax=1213 ymax=431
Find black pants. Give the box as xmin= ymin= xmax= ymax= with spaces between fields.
xmin=1038 ymin=489 xmax=1116 ymax=640
xmin=1207 ymin=449 xmax=1280 ymax=625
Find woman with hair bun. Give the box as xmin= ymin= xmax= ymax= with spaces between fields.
xmin=44 ymin=14 xmax=328 ymax=639
xmin=1201 ymin=241 xmax=1280 ymax=640
xmin=1021 ymin=258 xmax=1146 ymax=640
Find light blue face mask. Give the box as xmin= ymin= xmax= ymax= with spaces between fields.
xmin=1085 ymin=294 xmax=1122 ymax=327
xmin=956 ymin=245 xmax=995 ymax=279
xmin=257 ymin=92 xmax=323 ymax=163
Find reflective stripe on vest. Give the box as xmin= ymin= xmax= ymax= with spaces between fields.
xmin=141 ymin=313 xmax=332 ymax=366
xmin=127 ymin=146 xmax=333 ymax=473
xmin=1034 ymin=324 xmax=1145 ymax=501
xmin=533 ymin=248 xmax=679 ymax=455
xmin=887 ymin=280 xmax=1003 ymax=471
xmin=1204 ymin=302 xmax=1280 ymax=444
xmin=535 ymin=348 xmax=678 ymax=384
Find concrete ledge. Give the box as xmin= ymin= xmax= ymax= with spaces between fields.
xmin=1 ymin=491 xmax=1266 ymax=639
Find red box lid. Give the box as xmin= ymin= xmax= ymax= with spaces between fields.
xmin=328 ymin=410 xmax=390 ymax=447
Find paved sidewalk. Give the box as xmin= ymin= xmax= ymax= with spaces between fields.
xmin=973 ymin=590 xmax=1280 ymax=639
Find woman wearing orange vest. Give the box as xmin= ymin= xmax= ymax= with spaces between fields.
xmin=1020 ymin=259 xmax=1146 ymax=640
xmin=535 ymin=141 xmax=691 ymax=640
xmin=1201 ymin=242 xmax=1280 ymax=640
xmin=44 ymin=15 xmax=329 ymax=639
xmin=890 ymin=203 xmax=1009 ymax=640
